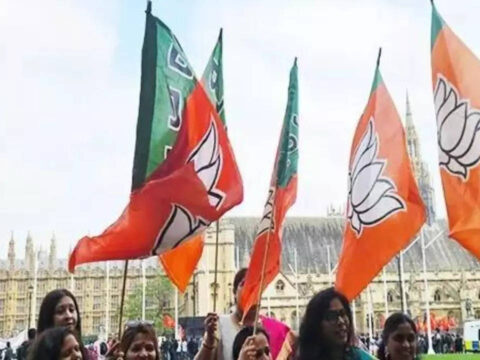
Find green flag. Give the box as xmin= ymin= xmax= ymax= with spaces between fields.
xmin=132 ymin=2 xmax=197 ymax=190
xmin=201 ymin=29 xmax=226 ymax=125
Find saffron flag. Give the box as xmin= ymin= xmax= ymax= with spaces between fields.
xmin=239 ymin=59 xmax=299 ymax=315
xmin=335 ymin=52 xmax=426 ymax=301
xmin=159 ymin=28 xmax=227 ymax=291
xmin=68 ymin=3 xmax=243 ymax=273
xmin=430 ymin=3 xmax=480 ymax=260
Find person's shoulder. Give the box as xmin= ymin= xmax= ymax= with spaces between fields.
xmin=350 ymin=347 xmax=377 ymax=360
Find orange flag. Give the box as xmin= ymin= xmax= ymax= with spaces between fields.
xmin=68 ymin=6 xmax=243 ymax=277
xmin=430 ymin=3 xmax=480 ymax=260
xmin=239 ymin=59 xmax=299 ymax=315
xmin=335 ymin=51 xmax=426 ymax=301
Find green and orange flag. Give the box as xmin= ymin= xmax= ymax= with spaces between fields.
xmin=430 ymin=2 xmax=480 ymax=260
xmin=160 ymin=28 xmax=227 ymax=290
xmin=202 ymin=29 xmax=226 ymax=126
xmin=68 ymin=3 xmax=243 ymax=282
xmin=239 ymin=59 xmax=299 ymax=315
xmin=335 ymin=51 xmax=426 ymax=301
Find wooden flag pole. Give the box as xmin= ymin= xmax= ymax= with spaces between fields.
xmin=213 ymin=221 xmax=220 ymax=312
xmin=252 ymin=213 xmax=275 ymax=334
xmin=118 ymin=260 xmax=129 ymax=338
xmin=117 ymin=1 xmax=154 ymax=340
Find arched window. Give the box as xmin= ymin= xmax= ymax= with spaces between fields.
xmin=275 ymin=280 xmax=285 ymax=294
xmin=434 ymin=289 xmax=441 ymax=302
xmin=387 ymin=290 xmax=394 ymax=303
xmin=267 ymin=311 xmax=276 ymax=319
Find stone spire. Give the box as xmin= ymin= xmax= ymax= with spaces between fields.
xmin=405 ymin=92 xmax=421 ymax=174
xmin=25 ymin=232 xmax=35 ymax=273
xmin=405 ymin=92 xmax=436 ymax=224
xmin=8 ymin=232 xmax=15 ymax=271
xmin=49 ymin=233 xmax=57 ymax=270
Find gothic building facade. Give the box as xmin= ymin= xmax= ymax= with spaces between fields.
xmin=405 ymin=94 xmax=436 ymax=224
xmin=2 ymin=217 xmax=480 ymax=338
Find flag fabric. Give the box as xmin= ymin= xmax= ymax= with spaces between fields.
xmin=239 ymin=59 xmax=299 ymax=315
xmin=160 ymin=27 xmax=227 ymax=291
xmin=68 ymin=4 xmax=243 ymax=276
xmin=335 ymin=52 xmax=426 ymax=301
xmin=430 ymin=3 xmax=480 ymax=260
xmin=201 ymin=29 xmax=226 ymax=125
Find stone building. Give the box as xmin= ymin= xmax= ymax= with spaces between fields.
xmin=405 ymin=93 xmax=436 ymax=224
xmin=2 ymin=217 xmax=480 ymax=338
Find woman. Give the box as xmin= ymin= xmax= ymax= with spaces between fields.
xmin=28 ymin=327 xmax=83 ymax=360
xmin=298 ymin=287 xmax=373 ymax=360
xmin=377 ymin=313 xmax=418 ymax=360
xmin=232 ymin=326 xmax=271 ymax=360
xmin=107 ymin=322 xmax=160 ymax=360
xmin=197 ymin=268 xmax=292 ymax=360
xmin=37 ymin=289 xmax=97 ymax=360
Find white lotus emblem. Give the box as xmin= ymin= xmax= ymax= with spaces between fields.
xmin=434 ymin=75 xmax=480 ymax=180
xmin=257 ymin=188 xmax=275 ymax=235
xmin=347 ymin=119 xmax=405 ymax=236
xmin=152 ymin=119 xmax=225 ymax=254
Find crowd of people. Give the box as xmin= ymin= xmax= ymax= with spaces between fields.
xmin=0 ymin=268 xmax=470 ymax=360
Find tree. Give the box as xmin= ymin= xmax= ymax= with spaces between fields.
xmin=122 ymin=272 xmax=175 ymax=335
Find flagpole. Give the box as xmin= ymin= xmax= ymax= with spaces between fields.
xmin=382 ymin=268 xmax=389 ymax=319
xmin=142 ymin=260 xmax=146 ymax=321
xmin=367 ymin=286 xmax=374 ymax=354
xmin=31 ymin=251 xmax=38 ymax=328
xmin=421 ymin=228 xmax=435 ymax=354
xmin=105 ymin=261 xmax=110 ymax=339
xmin=117 ymin=0 xmax=153 ymax=339
xmin=397 ymin=254 xmax=406 ymax=313
xmin=118 ymin=260 xmax=129 ymax=338
xmin=294 ymin=248 xmax=300 ymax=331
xmin=175 ymin=287 xmax=179 ymax=339
xmin=352 ymin=298 xmax=357 ymax=330
xmin=327 ymin=245 xmax=332 ymax=286
xmin=253 ymin=213 xmax=275 ymax=334
xmin=213 ymin=221 xmax=220 ymax=312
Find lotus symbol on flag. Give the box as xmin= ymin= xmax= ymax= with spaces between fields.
xmin=434 ymin=76 xmax=480 ymax=180
xmin=257 ymin=188 xmax=275 ymax=235
xmin=152 ymin=119 xmax=225 ymax=254
xmin=347 ymin=119 xmax=405 ymax=236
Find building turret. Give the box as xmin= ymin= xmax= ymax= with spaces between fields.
xmin=8 ymin=232 xmax=15 ymax=271
xmin=405 ymin=92 xmax=436 ymax=224
xmin=25 ymin=232 xmax=35 ymax=273
xmin=49 ymin=233 xmax=57 ymax=270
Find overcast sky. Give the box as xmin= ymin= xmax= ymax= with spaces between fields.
xmin=2 ymin=0 xmax=480 ymax=259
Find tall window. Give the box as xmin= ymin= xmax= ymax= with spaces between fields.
xmin=434 ymin=289 xmax=441 ymax=302
xmin=387 ymin=291 xmax=394 ymax=303
xmin=93 ymin=296 xmax=102 ymax=310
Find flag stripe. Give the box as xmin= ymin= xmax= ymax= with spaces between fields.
xmin=431 ymin=4 xmax=445 ymax=50
xmin=132 ymin=10 xmax=158 ymax=190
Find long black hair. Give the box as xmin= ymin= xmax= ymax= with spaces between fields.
xmin=37 ymin=289 xmax=82 ymax=337
xmin=27 ymin=327 xmax=77 ymax=360
xmin=298 ymin=287 xmax=355 ymax=360
xmin=377 ymin=312 xmax=419 ymax=360
xmin=232 ymin=326 xmax=270 ymax=360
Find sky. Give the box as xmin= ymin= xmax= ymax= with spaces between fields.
xmin=1 ymin=0 xmax=480 ymax=259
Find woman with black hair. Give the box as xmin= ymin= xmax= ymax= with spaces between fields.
xmin=377 ymin=313 xmax=418 ymax=360
xmin=37 ymin=289 xmax=97 ymax=360
xmin=232 ymin=326 xmax=271 ymax=360
xmin=298 ymin=287 xmax=373 ymax=360
xmin=28 ymin=327 xmax=83 ymax=360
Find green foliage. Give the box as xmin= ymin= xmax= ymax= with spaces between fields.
xmin=122 ymin=272 xmax=175 ymax=336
